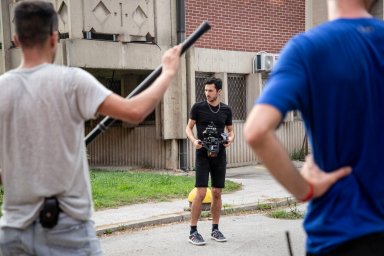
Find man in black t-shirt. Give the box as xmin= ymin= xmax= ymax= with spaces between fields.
xmin=186 ymin=77 xmax=234 ymax=245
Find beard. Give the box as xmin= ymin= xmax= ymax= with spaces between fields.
xmin=206 ymin=95 xmax=218 ymax=102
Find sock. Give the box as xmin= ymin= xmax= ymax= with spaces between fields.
xmin=190 ymin=226 xmax=197 ymax=235
xmin=212 ymin=224 xmax=219 ymax=231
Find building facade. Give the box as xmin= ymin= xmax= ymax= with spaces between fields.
xmin=3 ymin=1 xmax=379 ymax=170
xmin=184 ymin=0 xmax=306 ymax=169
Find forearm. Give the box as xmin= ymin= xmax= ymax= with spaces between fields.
xmin=227 ymin=130 xmax=235 ymax=142
xmin=252 ymin=131 xmax=311 ymax=200
xmin=186 ymin=126 xmax=197 ymax=143
xmin=245 ymin=105 xmax=351 ymax=201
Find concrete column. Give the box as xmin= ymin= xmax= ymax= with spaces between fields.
xmin=305 ymin=0 xmax=328 ymax=29
xmin=371 ymin=0 xmax=383 ymax=19
xmin=305 ymin=0 xmax=313 ymax=31
xmin=155 ymin=0 xmax=173 ymax=46
xmin=246 ymin=73 xmax=262 ymax=114
xmin=185 ymin=46 xmax=197 ymax=170
xmin=161 ymin=54 xmax=187 ymax=139
xmin=67 ymin=0 xmax=84 ymax=39
xmin=186 ymin=46 xmax=196 ymax=109
xmin=165 ymin=139 xmax=179 ymax=170
xmin=0 ymin=0 xmax=13 ymax=72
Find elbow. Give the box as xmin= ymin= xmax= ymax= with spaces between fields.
xmin=130 ymin=115 xmax=146 ymax=125
xmin=244 ymin=104 xmax=281 ymax=149
xmin=125 ymin=109 xmax=146 ymax=125
xmin=243 ymin=123 xmax=270 ymax=149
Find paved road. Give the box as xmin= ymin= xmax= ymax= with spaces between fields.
xmin=100 ymin=212 xmax=306 ymax=256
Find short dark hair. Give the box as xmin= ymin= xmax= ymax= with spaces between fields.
xmin=204 ymin=77 xmax=222 ymax=91
xmin=365 ymin=0 xmax=378 ymax=10
xmin=14 ymin=1 xmax=58 ymax=48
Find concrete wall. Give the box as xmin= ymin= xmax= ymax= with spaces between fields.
xmin=305 ymin=0 xmax=384 ymax=30
xmin=182 ymin=0 xmax=307 ymax=169
xmin=2 ymin=0 xmax=177 ymax=70
xmin=305 ymin=0 xmax=328 ymax=30
xmin=0 ymin=0 xmax=308 ymax=169
xmin=0 ymin=0 xmax=185 ymax=169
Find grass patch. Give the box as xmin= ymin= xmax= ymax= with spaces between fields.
xmin=222 ymin=203 xmax=233 ymax=209
xmin=290 ymin=149 xmax=305 ymax=161
xmin=267 ymin=205 xmax=304 ymax=220
xmin=0 ymin=171 xmax=241 ymax=212
xmin=200 ymin=211 xmax=211 ymax=218
xmin=90 ymin=170 xmax=241 ymax=210
xmin=257 ymin=203 xmax=273 ymax=210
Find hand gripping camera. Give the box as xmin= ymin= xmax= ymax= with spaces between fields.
xmin=199 ymin=122 xmax=228 ymax=157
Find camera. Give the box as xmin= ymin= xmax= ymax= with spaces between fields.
xmin=200 ymin=122 xmax=228 ymax=157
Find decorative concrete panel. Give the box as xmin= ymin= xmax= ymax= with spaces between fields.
xmin=83 ymin=0 xmax=155 ymax=42
xmin=8 ymin=0 xmax=155 ymax=42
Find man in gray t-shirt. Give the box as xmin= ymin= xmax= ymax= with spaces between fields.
xmin=0 ymin=1 xmax=181 ymax=255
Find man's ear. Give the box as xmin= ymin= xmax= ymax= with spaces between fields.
xmin=13 ymin=35 xmax=20 ymax=48
xmin=50 ymin=31 xmax=58 ymax=47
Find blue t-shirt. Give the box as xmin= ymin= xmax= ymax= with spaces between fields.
xmin=257 ymin=18 xmax=384 ymax=254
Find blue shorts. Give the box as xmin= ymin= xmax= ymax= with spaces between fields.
xmin=0 ymin=212 xmax=102 ymax=256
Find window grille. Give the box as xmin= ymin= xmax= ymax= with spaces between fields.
xmin=228 ymin=74 xmax=246 ymax=121
xmin=195 ymin=72 xmax=214 ymax=102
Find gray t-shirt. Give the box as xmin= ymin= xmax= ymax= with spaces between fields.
xmin=0 ymin=63 xmax=112 ymax=228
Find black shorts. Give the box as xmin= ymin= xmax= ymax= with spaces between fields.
xmin=195 ymin=148 xmax=226 ymax=188
xmin=307 ymin=232 xmax=384 ymax=256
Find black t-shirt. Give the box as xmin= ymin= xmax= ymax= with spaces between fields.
xmin=190 ymin=101 xmax=233 ymax=140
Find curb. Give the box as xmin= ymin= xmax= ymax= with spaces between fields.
xmin=96 ymin=197 xmax=297 ymax=236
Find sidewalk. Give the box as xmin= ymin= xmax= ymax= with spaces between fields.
xmin=93 ymin=164 xmax=301 ymax=235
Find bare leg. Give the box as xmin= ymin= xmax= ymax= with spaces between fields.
xmin=190 ymin=187 xmax=207 ymax=226
xmin=211 ymin=187 xmax=222 ymax=225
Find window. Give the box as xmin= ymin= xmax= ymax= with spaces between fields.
xmin=85 ymin=70 xmax=156 ymax=128
xmin=228 ymin=74 xmax=246 ymax=121
xmin=121 ymin=73 xmax=155 ymax=124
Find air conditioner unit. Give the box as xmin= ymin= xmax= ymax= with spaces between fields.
xmin=253 ymin=52 xmax=279 ymax=73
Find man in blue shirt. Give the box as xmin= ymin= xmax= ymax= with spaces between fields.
xmin=244 ymin=0 xmax=384 ymax=255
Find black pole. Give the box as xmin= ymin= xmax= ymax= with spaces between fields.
xmin=286 ymin=231 xmax=294 ymax=256
xmin=85 ymin=21 xmax=211 ymax=146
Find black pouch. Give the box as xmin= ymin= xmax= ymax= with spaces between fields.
xmin=39 ymin=197 xmax=60 ymax=229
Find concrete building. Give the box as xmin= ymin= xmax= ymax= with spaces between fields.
xmin=184 ymin=0 xmax=306 ymax=170
xmin=1 ymin=0 xmax=381 ymax=170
